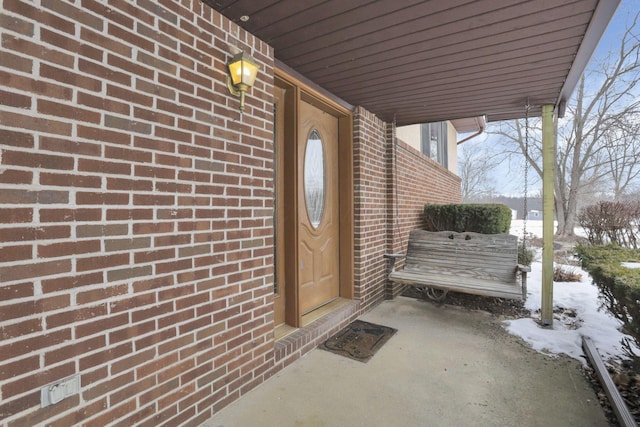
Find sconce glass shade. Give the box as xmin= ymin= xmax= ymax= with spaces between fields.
xmin=227 ymin=51 xmax=259 ymax=88
xmin=227 ymin=51 xmax=260 ymax=112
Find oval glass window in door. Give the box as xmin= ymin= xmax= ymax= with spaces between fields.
xmin=304 ymin=130 xmax=325 ymax=228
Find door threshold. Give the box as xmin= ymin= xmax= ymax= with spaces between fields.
xmin=302 ymin=298 xmax=351 ymax=327
xmin=274 ymin=323 xmax=297 ymax=341
xmin=274 ymin=298 xmax=353 ymax=342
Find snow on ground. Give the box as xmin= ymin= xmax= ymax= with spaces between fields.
xmin=503 ymin=221 xmax=638 ymax=363
xmin=509 ymin=219 xmax=587 ymax=240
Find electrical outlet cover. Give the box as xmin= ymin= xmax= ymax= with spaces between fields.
xmin=41 ymin=376 xmax=80 ymax=407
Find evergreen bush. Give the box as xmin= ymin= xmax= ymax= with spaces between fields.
xmin=576 ymin=244 xmax=640 ymax=356
xmin=423 ymin=203 xmax=512 ymax=234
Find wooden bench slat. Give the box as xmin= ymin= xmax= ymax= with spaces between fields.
xmin=388 ymin=230 xmax=526 ymax=301
xmin=390 ymin=273 xmax=523 ymax=299
xmin=390 ymin=275 xmax=517 ymax=289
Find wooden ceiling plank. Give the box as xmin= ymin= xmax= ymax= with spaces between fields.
xmin=391 ymin=79 xmax=567 ymax=109
xmin=379 ymin=83 xmax=564 ymax=112
xmin=201 ymin=0 xmax=237 ymax=11
xmin=215 ymin=0 xmax=282 ymax=18
xmin=386 ymin=96 xmax=551 ymax=124
xmin=350 ymin=82 xmax=564 ymax=114
xmin=265 ymin=0 xmax=428 ymax=46
xmin=334 ymin=55 xmax=573 ymax=101
xmin=253 ymin=0 xmax=376 ymax=40
xmin=351 ymin=77 xmax=567 ymax=115
xmin=337 ymin=79 xmax=565 ymax=112
xmin=294 ymin=10 xmax=592 ymax=76
xmin=286 ymin=0 xmax=590 ymax=67
xmin=323 ymin=38 xmax=583 ymax=93
xmin=316 ymin=24 xmax=587 ymax=86
xmin=274 ymin=0 xmax=473 ymax=57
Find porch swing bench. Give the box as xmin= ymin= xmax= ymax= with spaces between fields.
xmin=386 ymin=230 xmax=529 ymax=301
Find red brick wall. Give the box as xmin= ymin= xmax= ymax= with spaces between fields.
xmin=0 ymin=2 xmax=463 ymax=425
xmin=352 ymin=110 xmax=462 ymax=303
xmin=0 ymin=2 xmax=275 ymax=426
xmin=385 ymin=130 xmax=463 ymax=297
xmin=390 ymin=136 xmax=463 ymax=252
xmin=353 ymin=107 xmax=389 ymax=311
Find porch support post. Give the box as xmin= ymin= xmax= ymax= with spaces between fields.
xmin=541 ymin=104 xmax=555 ymax=326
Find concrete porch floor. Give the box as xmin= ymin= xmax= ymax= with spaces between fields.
xmin=202 ymin=296 xmax=609 ymax=427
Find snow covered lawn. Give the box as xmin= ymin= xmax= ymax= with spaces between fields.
xmin=503 ymin=221 xmax=638 ymax=363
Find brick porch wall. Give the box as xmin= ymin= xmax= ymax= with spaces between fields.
xmin=385 ymin=127 xmax=463 ymax=298
xmin=353 ymin=111 xmax=462 ymax=303
xmin=353 ymin=107 xmax=389 ymax=312
xmin=0 ymin=1 xmax=463 ymax=425
xmin=0 ymin=2 xmax=275 ymax=426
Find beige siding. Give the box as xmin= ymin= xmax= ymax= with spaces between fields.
xmin=447 ymin=121 xmax=458 ymax=173
xmin=395 ymin=122 xmax=459 ymax=174
xmin=395 ymin=124 xmax=421 ymax=152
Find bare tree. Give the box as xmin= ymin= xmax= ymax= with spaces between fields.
xmin=602 ymin=117 xmax=640 ymax=200
xmin=491 ymin=12 xmax=640 ymax=236
xmin=458 ymin=140 xmax=500 ymax=202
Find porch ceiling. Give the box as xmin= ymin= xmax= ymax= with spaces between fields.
xmin=203 ymin=0 xmax=619 ymax=126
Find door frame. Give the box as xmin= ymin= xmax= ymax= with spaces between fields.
xmin=274 ymin=69 xmax=354 ymax=328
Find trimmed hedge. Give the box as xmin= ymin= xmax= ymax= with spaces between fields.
xmin=423 ymin=203 xmax=512 ymax=234
xmin=576 ymin=244 xmax=640 ymax=355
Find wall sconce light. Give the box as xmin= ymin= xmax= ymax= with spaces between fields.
xmin=226 ymin=51 xmax=259 ymax=112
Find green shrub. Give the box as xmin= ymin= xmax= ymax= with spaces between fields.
xmin=576 ymin=244 xmax=640 ymax=355
xmin=423 ymin=203 xmax=512 ymax=234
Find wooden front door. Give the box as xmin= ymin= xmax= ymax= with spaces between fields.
xmin=297 ymin=100 xmax=340 ymax=314
xmin=273 ymin=72 xmax=353 ymax=330
xmin=273 ymin=85 xmax=287 ymax=326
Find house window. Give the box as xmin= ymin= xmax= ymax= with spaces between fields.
xmin=421 ymin=122 xmax=448 ymax=167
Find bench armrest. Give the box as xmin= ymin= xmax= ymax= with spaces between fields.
xmin=384 ymin=253 xmax=406 ymax=272
xmin=517 ymin=264 xmax=531 ymax=273
xmin=517 ymin=264 xmax=530 ymax=301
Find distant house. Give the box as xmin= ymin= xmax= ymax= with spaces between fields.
xmin=0 ymin=1 xmax=617 ymax=425
xmin=528 ymin=210 xmax=544 ymax=220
